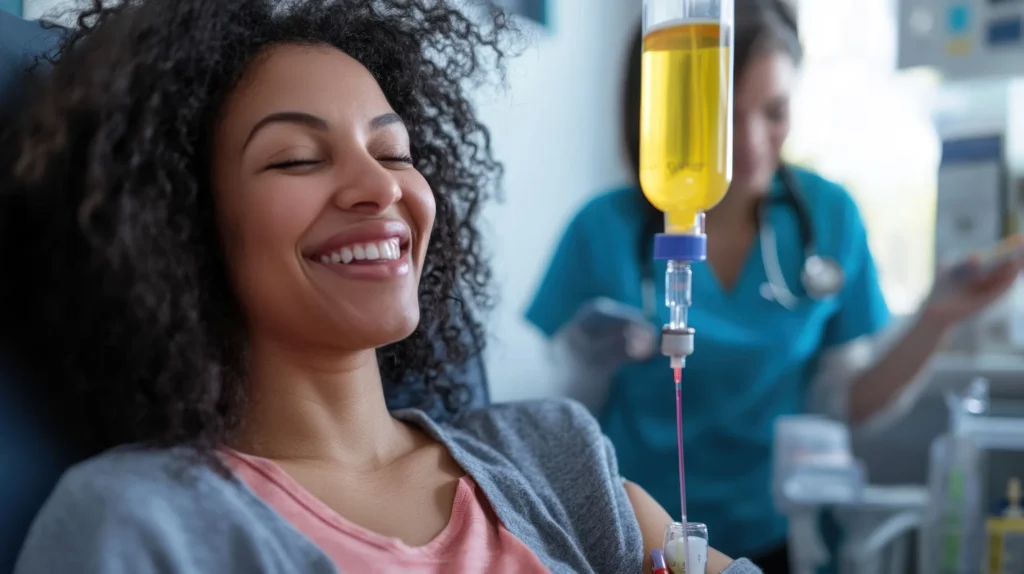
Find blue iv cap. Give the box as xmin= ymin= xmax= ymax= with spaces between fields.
xmin=654 ymin=232 xmax=707 ymax=261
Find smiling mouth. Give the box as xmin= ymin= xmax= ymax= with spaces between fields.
xmin=309 ymin=238 xmax=408 ymax=266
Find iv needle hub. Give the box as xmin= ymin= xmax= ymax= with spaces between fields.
xmin=661 ymin=327 xmax=695 ymax=368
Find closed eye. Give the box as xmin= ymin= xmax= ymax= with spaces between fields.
xmin=266 ymin=159 xmax=322 ymax=171
xmin=379 ymin=154 xmax=414 ymax=165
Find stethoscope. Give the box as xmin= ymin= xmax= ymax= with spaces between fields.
xmin=641 ymin=165 xmax=846 ymax=318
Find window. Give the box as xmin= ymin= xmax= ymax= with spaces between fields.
xmin=785 ymin=0 xmax=941 ymax=314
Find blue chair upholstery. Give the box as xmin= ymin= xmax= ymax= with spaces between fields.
xmin=384 ymin=315 xmax=491 ymax=419
xmin=0 ymin=15 xmax=67 ymax=571
xmin=0 ymin=11 xmax=490 ymax=568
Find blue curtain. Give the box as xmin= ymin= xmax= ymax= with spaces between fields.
xmin=0 ymin=1 xmax=21 ymax=17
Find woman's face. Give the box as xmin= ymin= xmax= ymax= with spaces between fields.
xmin=731 ymin=49 xmax=796 ymax=194
xmin=212 ymin=44 xmax=435 ymax=352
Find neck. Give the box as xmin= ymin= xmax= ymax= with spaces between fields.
xmin=232 ymin=336 xmax=413 ymax=471
xmin=706 ymin=184 xmax=761 ymax=229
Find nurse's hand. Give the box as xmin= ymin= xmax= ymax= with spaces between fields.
xmin=559 ymin=298 xmax=657 ymax=371
xmin=924 ymin=244 xmax=1024 ymax=328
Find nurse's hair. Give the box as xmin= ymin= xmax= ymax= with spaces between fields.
xmin=621 ymin=0 xmax=802 ymax=181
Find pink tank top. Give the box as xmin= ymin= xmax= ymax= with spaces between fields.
xmin=225 ymin=450 xmax=550 ymax=574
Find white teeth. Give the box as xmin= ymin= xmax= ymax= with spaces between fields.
xmin=316 ymin=238 xmax=403 ymax=265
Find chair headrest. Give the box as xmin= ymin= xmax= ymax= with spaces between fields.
xmin=0 ymin=11 xmax=63 ymax=108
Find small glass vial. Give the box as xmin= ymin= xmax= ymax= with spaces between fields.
xmin=663 ymin=522 xmax=708 ymax=574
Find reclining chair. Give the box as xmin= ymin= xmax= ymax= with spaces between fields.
xmin=0 ymin=10 xmax=490 ymax=569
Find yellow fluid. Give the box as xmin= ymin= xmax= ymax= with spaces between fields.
xmin=640 ymin=21 xmax=732 ymax=233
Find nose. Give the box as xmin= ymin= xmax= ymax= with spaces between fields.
xmin=331 ymin=156 xmax=403 ymax=214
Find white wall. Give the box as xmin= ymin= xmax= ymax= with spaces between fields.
xmin=476 ymin=2 xmax=638 ymax=401
xmin=23 ymin=0 xmax=68 ymax=20
xmin=22 ymin=0 xmax=641 ymax=403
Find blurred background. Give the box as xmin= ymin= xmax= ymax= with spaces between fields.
xmin=468 ymin=0 xmax=940 ymax=403
xmin=7 ymin=0 xmax=1024 ymax=572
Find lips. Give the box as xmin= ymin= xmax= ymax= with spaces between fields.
xmin=305 ymin=219 xmax=411 ymax=264
xmin=303 ymin=219 xmax=415 ymax=281
xmin=316 ymin=238 xmax=402 ymax=265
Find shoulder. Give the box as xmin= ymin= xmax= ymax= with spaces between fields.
xmin=788 ymin=167 xmax=857 ymax=211
xmin=447 ymin=399 xmax=623 ymax=497
xmin=441 ymin=400 xmax=642 ymax=571
xmin=16 ymin=447 xmax=248 ymax=572
xmin=568 ymin=186 xmax=646 ymax=235
xmin=18 ymin=447 xmax=335 ymax=573
xmin=453 ymin=398 xmax=606 ymax=453
xmin=46 ymin=446 xmax=222 ymax=504
xmin=447 ymin=399 xmax=620 ymax=486
xmin=788 ymin=166 xmax=863 ymax=224
xmin=24 ymin=447 xmax=241 ymax=542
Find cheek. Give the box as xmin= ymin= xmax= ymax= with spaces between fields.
xmin=217 ymin=178 xmax=325 ymax=311
xmin=405 ymin=173 xmax=436 ymax=249
xmin=769 ymin=122 xmax=790 ymax=156
xmin=735 ymin=117 xmax=785 ymax=169
xmin=226 ymin=178 xmax=322 ymax=256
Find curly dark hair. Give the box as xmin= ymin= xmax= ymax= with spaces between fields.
xmin=0 ymin=0 xmax=508 ymax=461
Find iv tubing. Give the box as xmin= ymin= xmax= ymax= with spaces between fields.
xmin=675 ymin=376 xmax=689 ymax=571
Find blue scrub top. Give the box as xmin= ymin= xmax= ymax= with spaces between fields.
xmin=525 ymin=167 xmax=890 ymax=557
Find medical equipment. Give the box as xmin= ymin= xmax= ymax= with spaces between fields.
xmin=639 ymin=1 xmax=734 ymax=569
xmin=652 ymin=549 xmax=670 ymax=574
xmin=919 ymin=378 xmax=1024 ymax=574
xmin=641 ymin=165 xmax=846 ymax=316
xmin=757 ymin=167 xmax=846 ymax=309
xmin=664 ymin=521 xmax=708 ymax=574
xmin=927 ymin=81 xmax=1024 ymax=355
xmin=983 ymin=477 xmax=1024 ymax=573
xmin=772 ymin=415 xmax=930 ymax=574
xmin=899 ymin=0 xmax=1024 ymax=81
xmin=640 ymin=0 xmax=734 ymax=374
xmin=897 ymin=0 xmax=1024 ymax=354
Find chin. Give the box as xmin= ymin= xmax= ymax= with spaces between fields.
xmin=363 ymin=310 xmax=421 ymax=349
xmin=731 ymin=171 xmax=774 ymax=194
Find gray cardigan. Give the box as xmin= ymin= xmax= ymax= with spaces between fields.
xmin=15 ymin=399 xmax=761 ymax=573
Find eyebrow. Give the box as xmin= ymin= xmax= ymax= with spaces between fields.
xmin=243 ymin=111 xmax=405 ymax=151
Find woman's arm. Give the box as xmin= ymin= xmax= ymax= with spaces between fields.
xmin=812 ymin=257 xmax=1022 ymax=433
xmin=810 ymin=313 xmax=945 ymax=433
xmin=623 ymin=480 xmax=739 ymax=574
xmin=843 ymin=312 xmax=949 ymax=426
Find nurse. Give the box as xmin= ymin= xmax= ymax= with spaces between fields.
xmin=525 ymin=0 xmax=1023 ymax=570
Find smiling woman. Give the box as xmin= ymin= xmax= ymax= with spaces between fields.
xmin=0 ymin=1 xmax=759 ymax=573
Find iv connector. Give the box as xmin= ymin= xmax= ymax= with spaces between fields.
xmin=661 ymin=327 xmax=695 ymax=368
